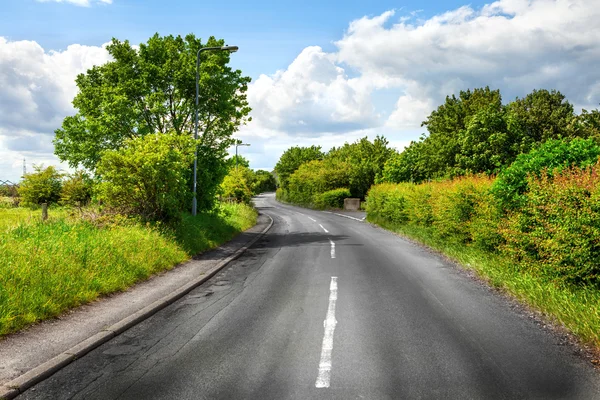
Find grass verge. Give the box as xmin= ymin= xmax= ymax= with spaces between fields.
xmin=368 ymin=216 xmax=600 ymax=352
xmin=0 ymin=203 xmax=257 ymax=336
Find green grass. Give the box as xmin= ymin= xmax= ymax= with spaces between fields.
xmin=0 ymin=203 xmax=257 ymax=336
xmin=368 ymin=216 xmax=600 ymax=350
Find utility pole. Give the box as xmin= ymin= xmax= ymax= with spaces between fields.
xmin=23 ymin=159 xmax=26 ymax=176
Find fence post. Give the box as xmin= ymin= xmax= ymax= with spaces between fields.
xmin=42 ymin=203 xmax=48 ymax=221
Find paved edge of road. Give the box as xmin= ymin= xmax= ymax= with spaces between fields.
xmin=0 ymin=213 xmax=275 ymax=400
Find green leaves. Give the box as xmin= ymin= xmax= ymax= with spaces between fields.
xmin=96 ymin=133 xmax=196 ymax=221
xmin=54 ymin=33 xmax=251 ymax=172
xmin=18 ymin=165 xmax=64 ymax=206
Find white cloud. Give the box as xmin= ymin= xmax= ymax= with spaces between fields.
xmin=36 ymin=0 xmax=112 ymax=6
xmin=0 ymin=37 xmax=111 ymax=181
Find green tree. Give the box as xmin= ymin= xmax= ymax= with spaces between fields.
xmin=60 ymin=170 xmax=93 ymax=207
xmin=377 ymin=139 xmax=428 ymax=184
xmin=252 ymin=170 xmax=277 ymax=193
xmin=226 ymin=155 xmax=250 ymax=170
xmin=220 ymin=167 xmax=253 ymax=204
xmin=18 ymin=165 xmax=63 ymax=206
xmin=54 ymin=33 xmax=251 ymax=171
xmin=274 ymin=146 xmax=324 ymax=190
xmin=505 ymin=89 xmax=575 ymax=151
xmin=96 ymin=133 xmax=196 ymax=221
xmin=327 ymin=136 xmax=396 ymax=198
xmin=572 ymin=108 xmax=600 ymax=140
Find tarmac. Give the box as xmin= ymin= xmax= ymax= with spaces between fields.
xmin=0 ymin=213 xmax=273 ymax=399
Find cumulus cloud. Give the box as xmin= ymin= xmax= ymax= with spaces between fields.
xmin=0 ymin=37 xmax=110 ymax=180
xmin=36 ymin=0 xmax=112 ymax=6
xmin=335 ymin=0 xmax=600 ymax=118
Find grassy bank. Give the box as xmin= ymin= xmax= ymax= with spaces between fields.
xmin=0 ymin=203 xmax=257 ymax=336
xmin=368 ymin=209 xmax=600 ymax=351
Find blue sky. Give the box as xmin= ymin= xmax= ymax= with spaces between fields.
xmin=3 ymin=0 xmax=487 ymax=79
xmin=2 ymin=0 xmax=600 ymax=180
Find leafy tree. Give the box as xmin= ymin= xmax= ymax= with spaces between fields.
xmin=420 ymin=87 xmax=502 ymax=178
xmin=492 ymin=138 xmax=600 ymax=210
xmin=328 ymin=136 xmax=396 ymax=198
xmin=18 ymin=165 xmax=63 ymax=206
xmin=377 ymin=139 xmax=428 ymax=184
xmin=54 ymin=33 xmax=251 ymax=172
xmin=572 ymin=108 xmax=600 ymax=140
xmin=505 ymin=89 xmax=575 ymax=151
xmin=286 ymin=158 xmax=351 ymax=206
xmin=96 ymin=133 xmax=196 ymax=221
xmin=226 ymin=155 xmax=250 ymax=170
xmin=220 ymin=167 xmax=253 ymax=204
xmin=60 ymin=170 xmax=93 ymax=207
xmin=274 ymin=146 xmax=324 ymax=190
xmin=252 ymin=170 xmax=277 ymax=193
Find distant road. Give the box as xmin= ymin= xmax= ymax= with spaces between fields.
xmin=20 ymin=193 xmax=600 ymax=399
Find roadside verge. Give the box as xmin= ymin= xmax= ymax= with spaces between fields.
xmin=0 ymin=213 xmax=273 ymax=400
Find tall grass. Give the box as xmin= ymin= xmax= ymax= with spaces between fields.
xmin=0 ymin=203 xmax=257 ymax=336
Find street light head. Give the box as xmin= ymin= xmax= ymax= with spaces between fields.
xmin=221 ymin=45 xmax=239 ymax=53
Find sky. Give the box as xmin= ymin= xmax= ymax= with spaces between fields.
xmin=2 ymin=0 xmax=600 ymax=181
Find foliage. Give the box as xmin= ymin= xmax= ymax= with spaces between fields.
xmin=286 ymin=158 xmax=351 ymax=206
xmin=220 ymin=167 xmax=253 ymax=204
xmin=380 ymin=88 xmax=581 ymax=183
xmin=226 ymin=154 xmax=250 ymax=170
xmin=252 ymin=170 xmax=277 ymax=193
xmin=274 ymin=145 xmax=324 ymax=190
xmin=18 ymin=165 xmax=63 ymax=206
xmin=314 ymin=188 xmax=351 ymax=209
xmin=54 ymin=33 xmax=251 ymax=172
xmin=492 ymin=138 xmax=600 ymax=210
xmin=501 ymin=165 xmax=600 ymax=287
xmin=60 ymin=170 xmax=93 ymax=207
xmin=327 ymin=136 xmax=396 ymax=198
xmin=96 ymin=133 xmax=196 ymax=221
xmin=0 ymin=202 xmax=256 ymax=336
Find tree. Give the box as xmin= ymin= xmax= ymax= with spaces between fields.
xmin=505 ymin=89 xmax=575 ymax=151
xmin=60 ymin=170 xmax=93 ymax=207
xmin=377 ymin=139 xmax=428 ymax=184
xmin=327 ymin=136 xmax=396 ymax=198
xmin=220 ymin=167 xmax=253 ymax=204
xmin=54 ymin=33 xmax=251 ymax=171
xmin=18 ymin=165 xmax=63 ymax=206
xmin=96 ymin=133 xmax=196 ymax=221
xmin=274 ymin=146 xmax=324 ymax=190
xmin=252 ymin=170 xmax=277 ymax=193
xmin=226 ymin=155 xmax=250 ymax=170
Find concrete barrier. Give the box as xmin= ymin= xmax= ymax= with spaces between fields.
xmin=344 ymin=198 xmax=360 ymax=211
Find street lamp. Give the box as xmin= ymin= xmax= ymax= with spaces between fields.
xmin=235 ymin=142 xmax=251 ymax=170
xmin=192 ymin=45 xmax=239 ymax=216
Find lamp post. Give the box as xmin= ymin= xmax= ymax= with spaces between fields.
xmin=192 ymin=45 xmax=239 ymax=216
xmin=235 ymin=142 xmax=251 ymax=170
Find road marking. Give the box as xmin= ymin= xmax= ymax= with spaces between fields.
xmin=329 ymin=239 xmax=336 ymax=259
xmin=316 ymin=277 xmax=338 ymax=388
xmin=308 ymin=217 xmax=317 ymax=222
xmin=319 ymin=224 xmax=329 ymax=233
xmin=323 ymin=211 xmax=365 ymax=222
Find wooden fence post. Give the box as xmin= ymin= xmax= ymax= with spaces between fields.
xmin=42 ymin=203 xmax=48 ymax=221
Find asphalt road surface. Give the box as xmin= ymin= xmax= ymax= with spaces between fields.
xmin=19 ymin=193 xmax=600 ymax=399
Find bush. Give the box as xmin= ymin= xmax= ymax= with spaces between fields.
xmin=96 ymin=133 xmax=195 ymax=222
xmin=492 ymin=138 xmax=600 ymax=210
xmin=314 ymin=188 xmax=351 ymax=209
xmin=18 ymin=165 xmax=63 ymax=206
xmin=220 ymin=167 xmax=253 ymax=204
xmin=60 ymin=170 xmax=93 ymax=207
xmin=501 ymin=165 xmax=600 ymax=286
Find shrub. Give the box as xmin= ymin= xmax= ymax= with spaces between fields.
xmin=314 ymin=188 xmax=351 ymax=209
xmin=492 ymin=138 xmax=600 ymax=210
xmin=60 ymin=170 xmax=93 ymax=207
xmin=220 ymin=168 xmax=253 ymax=204
xmin=18 ymin=165 xmax=63 ymax=206
xmin=96 ymin=133 xmax=195 ymax=222
xmin=501 ymin=165 xmax=600 ymax=286
xmin=366 ymin=183 xmax=410 ymax=224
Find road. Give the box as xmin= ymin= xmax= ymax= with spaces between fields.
xmin=19 ymin=193 xmax=600 ymax=399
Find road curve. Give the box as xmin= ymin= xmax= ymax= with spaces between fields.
xmin=19 ymin=193 xmax=600 ymax=399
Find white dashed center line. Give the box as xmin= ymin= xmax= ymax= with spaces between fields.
xmin=315 ymin=277 xmax=338 ymax=388
xmin=329 ymin=239 xmax=336 ymax=259
xmin=319 ymin=224 xmax=329 ymax=233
